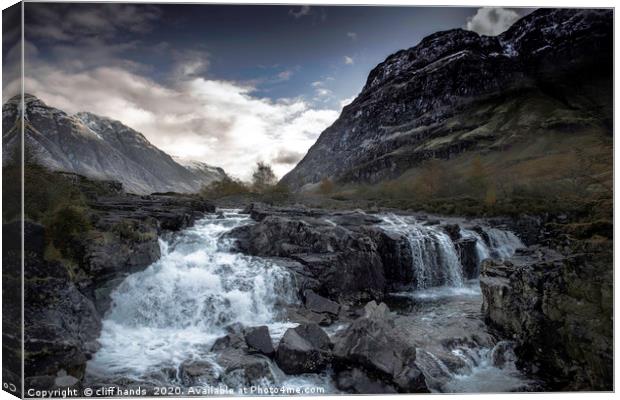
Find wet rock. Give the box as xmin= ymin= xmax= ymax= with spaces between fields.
xmin=218 ymin=355 xmax=275 ymax=388
xmin=244 ymin=326 xmax=275 ymax=357
xmin=304 ymin=290 xmax=341 ymax=315
xmin=275 ymin=323 xmax=332 ymax=374
xmin=455 ymin=237 xmax=479 ymax=279
xmin=210 ymin=329 xmax=277 ymax=387
xmin=490 ymin=341 xmax=517 ymax=369
xmin=480 ymin=243 xmax=613 ymax=390
xmin=179 ymin=360 xmax=219 ymax=386
xmin=285 ymin=306 xmax=334 ymax=326
xmin=364 ymin=227 xmax=414 ymax=286
xmin=333 ymin=301 xmax=428 ymax=393
xmin=441 ymin=224 xmax=461 ymax=241
xmin=211 ymin=332 xmax=246 ymax=352
xmin=228 ymin=211 xmax=386 ymax=302
xmin=336 ymin=368 xmax=398 ymax=394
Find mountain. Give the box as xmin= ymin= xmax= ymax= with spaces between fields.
xmin=281 ymin=9 xmax=613 ymax=191
xmin=172 ymin=156 xmax=227 ymax=188
xmin=2 ymin=94 xmax=226 ymax=194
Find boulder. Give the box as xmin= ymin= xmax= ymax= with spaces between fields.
xmin=332 ymin=301 xmax=428 ymax=393
xmin=210 ymin=328 xmax=277 ymax=387
xmin=179 ymin=360 xmax=219 ymax=386
xmin=275 ymin=323 xmax=331 ymax=374
xmin=244 ymin=326 xmax=275 ymax=357
xmin=335 ymin=368 xmax=398 ymax=394
xmin=285 ymin=306 xmax=334 ymax=326
xmin=303 ymin=290 xmax=341 ymax=315
xmin=216 ymin=352 xmax=275 ymax=388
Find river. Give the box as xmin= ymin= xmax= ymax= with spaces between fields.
xmin=85 ymin=209 xmax=535 ymax=393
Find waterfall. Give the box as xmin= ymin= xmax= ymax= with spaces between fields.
xmin=380 ymin=214 xmax=524 ymax=289
xmin=485 ymin=228 xmax=523 ymax=260
xmin=86 ymin=210 xmax=299 ymax=382
xmin=459 ymin=229 xmax=491 ymax=264
xmin=379 ymin=214 xmax=464 ymax=289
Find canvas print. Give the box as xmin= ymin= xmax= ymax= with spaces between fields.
xmin=1 ymin=2 xmax=613 ymax=397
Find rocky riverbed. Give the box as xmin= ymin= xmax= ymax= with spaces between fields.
xmin=14 ymin=195 xmax=613 ymax=394
xmin=84 ymin=204 xmax=528 ymax=393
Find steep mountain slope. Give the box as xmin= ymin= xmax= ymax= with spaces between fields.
xmin=281 ymin=9 xmax=612 ymax=191
xmin=2 ymin=94 xmax=226 ymax=194
xmin=172 ymin=156 xmax=227 ymax=189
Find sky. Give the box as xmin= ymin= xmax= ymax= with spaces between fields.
xmin=5 ymin=3 xmax=533 ymax=179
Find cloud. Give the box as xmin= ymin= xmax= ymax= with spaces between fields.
xmin=289 ymin=6 xmax=311 ymax=19
xmin=346 ymin=32 xmax=357 ymax=40
xmin=339 ymin=96 xmax=356 ymax=109
xmin=315 ymin=88 xmax=332 ymax=97
xmin=19 ymin=42 xmax=339 ymax=180
xmin=309 ymin=80 xmax=336 ymax=101
xmin=171 ymin=49 xmax=210 ymax=79
xmin=465 ymin=7 xmax=520 ymax=36
xmin=344 ymin=56 xmax=354 ymax=65
xmin=27 ymin=3 xmax=162 ymax=42
xmin=276 ymin=69 xmax=294 ymax=81
xmin=272 ymin=149 xmax=305 ymax=165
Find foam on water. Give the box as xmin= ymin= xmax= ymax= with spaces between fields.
xmin=87 ymin=209 xmax=529 ymax=393
xmin=87 ymin=210 xmax=299 ymax=382
xmin=438 ymin=342 xmax=533 ymax=393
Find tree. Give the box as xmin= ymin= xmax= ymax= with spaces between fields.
xmin=199 ymin=176 xmax=249 ymax=199
xmin=252 ymin=162 xmax=277 ymax=192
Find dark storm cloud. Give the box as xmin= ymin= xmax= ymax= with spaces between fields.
xmin=26 ymin=3 xmax=162 ymax=42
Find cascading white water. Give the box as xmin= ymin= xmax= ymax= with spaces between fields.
xmin=86 ymin=210 xmax=299 ymax=383
xmin=485 ymin=228 xmax=523 ymax=260
xmin=379 ymin=214 xmax=464 ymax=288
xmin=85 ymin=208 xmax=529 ymax=393
xmin=460 ymin=229 xmax=491 ymax=264
xmin=380 ymin=214 xmax=524 ymax=288
xmin=380 ymin=214 xmax=531 ymax=393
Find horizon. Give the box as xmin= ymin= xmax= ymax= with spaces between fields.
xmin=4 ymin=4 xmax=533 ymax=180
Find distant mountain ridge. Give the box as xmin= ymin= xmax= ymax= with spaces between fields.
xmin=2 ymin=94 xmax=226 ymax=194
xmin=280 ymin=8 xmax=613 ymax=191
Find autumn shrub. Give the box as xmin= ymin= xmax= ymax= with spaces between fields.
xmin=200 ymin=176 xmax=250 ymax=199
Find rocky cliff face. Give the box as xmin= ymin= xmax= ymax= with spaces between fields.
xmin=480 ymin=237 xmax=612 ymax=390
xmin=281 ymin=8 xmax=612 ymax=190
xmin=2 ymin=95 xmax=226 ymax=194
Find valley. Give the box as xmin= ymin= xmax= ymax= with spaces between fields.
xmin=2 ymin=6 xmax=613 ymax=396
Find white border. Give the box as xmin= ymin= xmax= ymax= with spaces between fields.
xmin=0 ymin=1 xmax=617 ymax=400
